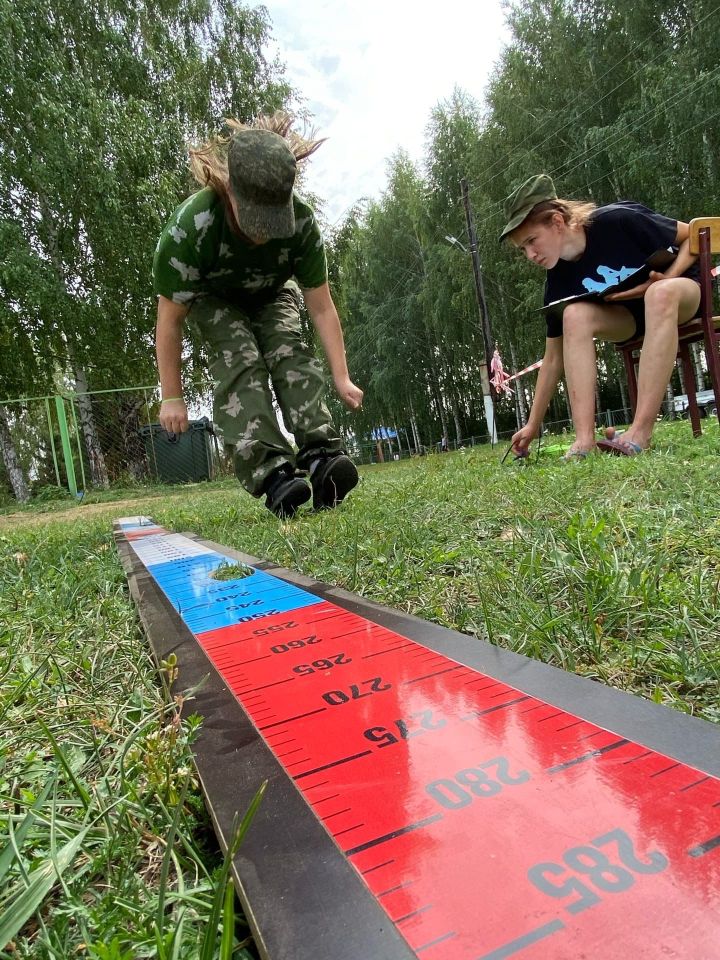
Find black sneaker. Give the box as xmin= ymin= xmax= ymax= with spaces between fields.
xmin=264 ymin=467 xmax=311 ymax=518
xmin=310 ymin=454 xmax=359 ymax=510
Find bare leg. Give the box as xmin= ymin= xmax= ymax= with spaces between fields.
xmin=621 ymin=278 xmax=700 ymax=449
xmin=561 ymin=302 xmax=636 ymax=453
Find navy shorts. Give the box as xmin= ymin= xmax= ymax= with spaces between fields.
xmin=616 ymin=299 xmax=647 ymax=344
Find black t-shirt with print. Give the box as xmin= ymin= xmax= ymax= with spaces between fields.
xmin=543 ymin=201 xmax=699 ymax=337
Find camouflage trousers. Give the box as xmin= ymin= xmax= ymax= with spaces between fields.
xmin=189 ymin=283 xmax=343 ymax=496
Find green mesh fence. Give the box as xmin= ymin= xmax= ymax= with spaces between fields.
xmin=0 ymin=395 xmax=62 ymax=504
xmin=0 ymin=384 xmax=235 ymax=505
xmin=0 ymin=367 xmax=715 ymax=504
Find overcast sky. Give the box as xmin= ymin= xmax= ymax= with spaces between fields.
xmin=258 ymin=0 xmax=510 ymax=224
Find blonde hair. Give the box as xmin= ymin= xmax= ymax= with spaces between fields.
xmin=188 ymin=111 xmax=325 ymax=201
xmin=523 ymin=198 xmax=597 ymax=231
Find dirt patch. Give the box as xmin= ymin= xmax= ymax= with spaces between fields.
xmin=0 ymin=493 xmax=187 ymax=530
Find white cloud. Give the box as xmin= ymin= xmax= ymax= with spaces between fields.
xmin=258 ymin=0 xmax=509 ymax=223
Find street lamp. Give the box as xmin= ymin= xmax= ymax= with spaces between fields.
xmin=445 ymin=235 xmax=468 ymax=254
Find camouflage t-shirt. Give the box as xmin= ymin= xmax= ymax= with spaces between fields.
xmin=152 ymin=187 xmax=328 ymax=307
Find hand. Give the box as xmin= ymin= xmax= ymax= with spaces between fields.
xmin=604 ymin=271 xmax=664 ymax=302
xmin=511 ymin=423 xmax=538 ymax=456
xmin=335 ymin=376 xmax=364 ymax=411
xmin=159 ymin=398 xmax=189 ymax=434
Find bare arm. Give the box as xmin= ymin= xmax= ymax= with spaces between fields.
xmin=663 ymin=220 xmax=697 ymax=277
xmin=511 ymin=337 xmax=564 ymax=452
xmin=156 ymin=295 xmax=190 ymax=433
xmin=302 ymin=283 xmax=363 ymax=410
xmin=606 ymin=220 xmax=697 ymax=301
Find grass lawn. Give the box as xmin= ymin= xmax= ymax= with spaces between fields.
xmin=1 ymin=420 xmax=719 ymax=957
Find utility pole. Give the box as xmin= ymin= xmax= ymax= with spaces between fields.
xmin=460 ymin=178 xmax=497 ymax=444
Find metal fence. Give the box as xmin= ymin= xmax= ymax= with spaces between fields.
xmin=0 ymin=384 xmax=232 ymax=505
xmin=351 ymin=397 xmax=714 ymax=465
xmin=0 ymin=382 xmax=715 ymax=504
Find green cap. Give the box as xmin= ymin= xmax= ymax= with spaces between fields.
xmin=498 ymin=174 xmax=557 ymax=242
xmin=228 ymin=129 xmax=297 ymax=240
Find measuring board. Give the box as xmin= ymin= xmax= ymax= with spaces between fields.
xmin=115 ymin=517 xmax=720 ymax=960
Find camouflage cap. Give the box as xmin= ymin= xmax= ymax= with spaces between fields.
xmin=228 ymin=129 xmax=297 ymax=240
xmin=498 ymin=174 xmax=557 ymax=242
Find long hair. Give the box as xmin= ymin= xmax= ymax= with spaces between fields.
xmin=522 ymin=198 xmax=597 ymax=231
xmin=188 ymin=111 xmax=325 ymax=202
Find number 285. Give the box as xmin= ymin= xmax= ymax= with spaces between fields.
xmin=529 ymin=828 xmax=668 ymax=914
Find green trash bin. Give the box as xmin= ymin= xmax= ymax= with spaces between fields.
xmin=140 ymin=417 xmax=214 ymax=484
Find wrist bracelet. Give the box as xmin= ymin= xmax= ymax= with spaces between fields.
xmin=161 ymin=397 xmax=184 ymax=403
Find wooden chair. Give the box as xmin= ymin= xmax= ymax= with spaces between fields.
xmin=616 ymin=217 xmax=720 ymax=437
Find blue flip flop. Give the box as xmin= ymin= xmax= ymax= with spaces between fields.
xmin=596 ymin=437 xmax=644 ymax=456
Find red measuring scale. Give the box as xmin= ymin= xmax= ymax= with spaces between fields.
xmin=119 ymin=518 xmax=720 ymax=960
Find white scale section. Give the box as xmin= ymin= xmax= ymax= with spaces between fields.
xmin=118 ymin=517 xmax=216 ymax=567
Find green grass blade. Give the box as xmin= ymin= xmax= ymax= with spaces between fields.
xmin=0 ymin=826 xmax=89 ymax=949
xmin=36 ymin=718 xmax=91 ymax=811
xmin=0 ymin=776 xmax=55 ymax=882
xmin=168 ymin=906 xmax=187 ymax=960
xmin=199 ymin=780 xmax=267 ymax=960
xmin=219 ymin=879 xmax=235 ymax=960
xmin=155 ymin=775 xmax=191 ymax=937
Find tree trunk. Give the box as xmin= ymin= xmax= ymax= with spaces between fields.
xmin=0 ymin=406 xmax=30 ymax=502
xmin=692 ymin=342 xmax=705 ymax=392
xmin=429 ymin=369 xmax=449 ymax=446
xmin=408 ymin=421 xmax=417 ymax=453
xmin=451 ymin=399 xmax=462 ymax=444
xmin=665 ymin=381 xmax=675 ymax=419
xmin=702 ymin=130 xmax=716 ymax=183
xmin=408 ymin=396 xmax=421 ymax=453
xmin=35 ymin=191 xmax=109 ymax=489
xmin=561 ymin=382 xmax=572 ymax=421
xmin=73 ymin=366 xmax=110 ymax=488
xmin=677 ymin=359 xmax=686 ymax=393
xmin=121 ymin=396 xmax=152 ymax=481
xmin=617 ymin=368 xmax=629 ymax=419
xmin=393 ymin=422 xmax=403 ymax=455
